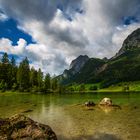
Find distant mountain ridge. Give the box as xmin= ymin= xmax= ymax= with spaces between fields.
xmin=58 ymin=28 xmax=140 ymax=86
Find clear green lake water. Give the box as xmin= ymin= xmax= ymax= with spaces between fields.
xmin=0 ymin=92 xmax=140 ymax=140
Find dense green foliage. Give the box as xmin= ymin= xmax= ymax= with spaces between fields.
xmin=60 ymin=58 xmax=106 ymax=85
xmin=0 ymin=53 xmax=59 ymax=93
xmin=98 ymin=49 xmax=140 ymax=88
xmin=74 ymin=58 xmax=105 ymax=83
xmin=44 ymin=74 xmax=51 ymax=92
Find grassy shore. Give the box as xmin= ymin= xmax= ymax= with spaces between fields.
xmin=68 ymin=81 xmax=140 ymax=93
xmin=1 ymin=81 xmax=140 ymax=94
xmin=0 ymin=91 xmax=30 ymax=96
xmin=99 ymin=81 xmax=140 ymax=92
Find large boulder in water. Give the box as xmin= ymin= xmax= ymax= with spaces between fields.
xmin=99 ymin=98 xmax=112 ymax=106
xmin=0 ymin=114 xmax=57 ymax=140
xmin=99 ymin=98 xmax=121 ymax=113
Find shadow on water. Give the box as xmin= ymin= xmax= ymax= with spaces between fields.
xmin=58 ymin=133 xmax=121 ymax=140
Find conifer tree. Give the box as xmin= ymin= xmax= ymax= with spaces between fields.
xmin=51 ymin=78 xmax=58 ymax=91
xmin=30 ymin=67 xmax=38 ymax=88
xmin=0 ymin=53 xmax=11 ymax=89
xmin=17 ymin=57 xmax=30 ymax=91
xmin=10 ymin=56 xmax=17 ymax=89
xmin=37 ymin=68 xmax=43 ymax=91
xmin=2 ymin=53 xmax=9 ymax=64
xmin=44 ymin=73 xmax=51 ymax=92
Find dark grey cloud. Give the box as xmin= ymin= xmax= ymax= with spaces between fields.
xmin=47 ymin=27 xmax=89 ymax=48
xmin=41 ymin=53 xmax=69 ymax=75
xmin=100 ymin=0 xmax=140 ymax=25
xmin=0 ymin=0 xmax=83 ymax=22
xmin=0 ymin=0 xmax=57 ymax=22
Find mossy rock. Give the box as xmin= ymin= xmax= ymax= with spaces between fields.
xmin=0 ymin=114 xmax=57 ymax=140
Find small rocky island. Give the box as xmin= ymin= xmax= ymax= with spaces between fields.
xmin=0 ymin=114 xmax=57 ymax=140
xmin=84 ymin=98 xmax=121 ymax=112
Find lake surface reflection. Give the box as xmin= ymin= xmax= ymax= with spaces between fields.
xmin=0 ymin=92 xmax=140 ymax=140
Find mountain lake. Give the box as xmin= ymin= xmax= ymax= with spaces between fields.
xmin=0 ymin=92 xmax=140 ymax=140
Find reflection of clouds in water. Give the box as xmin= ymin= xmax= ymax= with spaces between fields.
xmin=46 ymin=104 xmax=76 ymax=137
xmin=30 ymin=103 xmax=75 ymax=137
xmin=93 ymin=132 xmax=121 ymax=140
xmin=58 ymin=132 xmax=121 ymax=140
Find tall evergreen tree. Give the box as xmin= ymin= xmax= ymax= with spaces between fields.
xmin=37 ymin=68 xmax=43 ymax=91
xmin=17 ymin=57 xmax=30 ymax=91
xmin=11 ymin=56 xmax=16 ymax=67
xmin=10 ymin=56 xmax=17 ymax=89
xmin=51 ymin=78 xmax=58 ymax=91
xmin=44 ymin=73 xmax=51 ymax=92
xmin=30 ymin=67 xmax=38 ymax=88
xmin=0 ymin=53 xmax=11 ymax=89
xmin=1 ymin=53 xmax=9 ymax=64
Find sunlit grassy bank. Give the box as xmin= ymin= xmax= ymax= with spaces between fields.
xmin=99 ymin=81 xmax=140 ymax=92
xmin=67 ymin=81 xmax=140 ymax=93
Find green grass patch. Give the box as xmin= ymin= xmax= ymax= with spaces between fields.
xmin=67 ymin=81 xmax=140 ymax=92
xmin=99 ymin=81 xmax=140 ymax=92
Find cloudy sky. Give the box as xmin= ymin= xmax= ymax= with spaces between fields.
xmin=0 ymin=0 xmax=140 ymax=75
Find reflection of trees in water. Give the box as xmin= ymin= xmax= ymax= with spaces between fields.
xmin=58 ymin=132 xmax=121 ymax=140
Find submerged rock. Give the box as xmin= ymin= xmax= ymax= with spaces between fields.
xmin=99 ymin=98 xmax=112 ymax=106
xmin=0 ymin=114 xmax=57 ymax=140
xmin=22 ymin=109 xmax=33 ymax=113
xmin=85 ymin=101 xmax=95 ymax=107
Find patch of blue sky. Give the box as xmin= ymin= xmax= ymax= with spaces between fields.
xmin=123 ymin=16 xmax=139 ymax=25
xmin=0 ymin=18 xmax=35 ymax=45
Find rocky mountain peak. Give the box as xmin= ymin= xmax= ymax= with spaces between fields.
xmin=115 ymin=28 xmax=140 ymax=57
xmin=69 ymin=55 xmax=89 ymax=74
